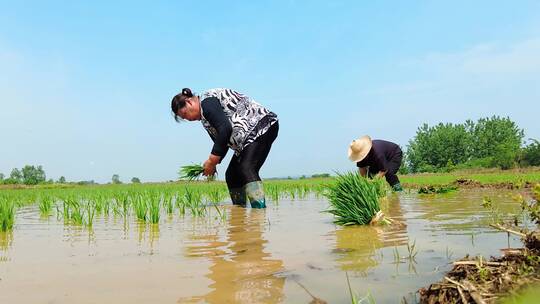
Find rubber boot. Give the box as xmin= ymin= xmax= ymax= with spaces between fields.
xmin=392 ymin=182 xmax=403 ymax=192
xmin=245 ymin=181 xmax=266 ymax=209
xmin=229 ymin=188 xmax=247 ymax=207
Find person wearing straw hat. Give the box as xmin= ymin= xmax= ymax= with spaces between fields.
xmin=348 ymin=135 xmax=403 ymax=191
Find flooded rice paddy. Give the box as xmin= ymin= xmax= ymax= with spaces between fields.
xmin=0 ymin=189 xmax=527 ymax=303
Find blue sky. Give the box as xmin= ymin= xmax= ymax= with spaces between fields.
xmin=1 ymin=1 xmax=539 ymax=183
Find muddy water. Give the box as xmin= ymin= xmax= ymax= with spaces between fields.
xmin=0 ymin=189 xmax=528 ymax=303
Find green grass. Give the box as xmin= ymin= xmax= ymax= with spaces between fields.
xmin=417 ymin=184 xmax=458 ymax=194
xmin=501 ymin=284 xmax=540 ymax=304
xmin=401 ymin=168 xmax=540 ymax=187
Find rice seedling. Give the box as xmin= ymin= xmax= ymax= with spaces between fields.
xmin=184 ymin=187 xmax=202 ymax=216
xmin=206 ymin=188 xmax=226 ymax=204
xmin=288 ymin=188 xmax=296 ymax=200
xmin=148 ymin=194 xmax=160 ymax=224
xmin=184 ymin=187 xmax=195 ymax=204
xmin=210 ymin=203 xmax=227 ymax=221
xmin=184 ymin=188 xmax=206 ymax=217
xmin=90 ymin=193 xmax=111 ymax=216
xmin=345 ymin=272 xmax=376 ymax=304
xmin=179 ymin=164 xmax=205 ymax=181
xmin=133 ymin=194 xmax=148 ymax=222
xmin=84 ymin=200 xmax=96 ymax=227
xmin=61 ymin=197 xmax=84 ymax=225
xmin=324 ymin=172 xmax=388 ymax=226
xmin=267 ymin=185 xmax=280 ymax=203
xmin=346 ymin=271 xmax=358 ymax=304
xmin=189 ymin=201 xmax=207 ymax=217
xmin=406 ymin=239 xmax=418 ymax=260
xmin=114 ymin=192 xmax=130 ymax=218
xmin=38 ymin=195 xmax=53 ymax=215
xmin=163 ymin=193 xmax=174 ymax=215
xmin=175 ymin=192 xmax=187 ymax=216
xmin=101 ymin=195 xmax=112 ymax=216
xmin=0 ymin=197 xmax=15 ymax=232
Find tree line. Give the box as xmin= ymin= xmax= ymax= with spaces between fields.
xmin=0 ymin=166 xmax=141 ymax=186
xmin=404 ymin=115 xmax=540 ymax=173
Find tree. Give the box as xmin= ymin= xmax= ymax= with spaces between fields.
xmin=21 ymin=165 xmax=46 ymax=185
xmin=0 ymin=173 xmax=4 ymax=183
xmin=58 ymin=176 xmax=66 ymax=183
xmin=398 ymin=152 xmax=409 ymax=175
xmin=406 ymin=116 xmax=526 ymax=172
xmin=131 ymin=177 xmax=141 ymax=184
xmin=406 ymin=122 xmax=472 ymax=172
xmin=469 ymin=116 xmax=523 ymax=169
xmin=521 ymin=139 xmax=540 ymax=166
xmin=8 ymin=168 xmax=23 ymax=184
xmin=112 ymin=174 xmax=122 ymax=184
xmin=312 ymin=173 xmax=331 ymax=178
xmin=77 ymin=180 xmax=96 ymax=185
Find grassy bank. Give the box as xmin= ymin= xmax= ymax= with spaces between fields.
xmin=1 ymin=168 xmax=539 ymax=194
xmin=401 ymin=168 xmax=540 ymax=187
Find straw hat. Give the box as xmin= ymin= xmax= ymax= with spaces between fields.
xmin=348 ymin=135 xmax=372 ymax=162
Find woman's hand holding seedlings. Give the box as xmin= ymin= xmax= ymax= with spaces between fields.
xmin=203 ymin=154 xmax=220 ymax=176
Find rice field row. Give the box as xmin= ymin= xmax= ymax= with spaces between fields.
xmin=0 ymin=179 xmax=330 ymax=231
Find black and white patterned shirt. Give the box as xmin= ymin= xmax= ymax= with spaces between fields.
xmin=199 ymin=88 xmax=278 ymax=156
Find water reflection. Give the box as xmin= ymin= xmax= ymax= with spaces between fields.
xmin=411 ymin=190 xmax=522 ymax=232
xmin=135 ymin=221 xmax=160 ymax=253
xmin=333 ymin=196 xmax=409 ymax=275
xmin=184 ymin=206 xmax=285 ymax=304
xmin=0 ymin=230 xmax=13 ymax=253
xmin=62 ymin=224 xmax=96 ymax=245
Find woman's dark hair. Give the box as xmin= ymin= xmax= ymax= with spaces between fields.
xmin=171 ymin=88 xmax=194 ymax=122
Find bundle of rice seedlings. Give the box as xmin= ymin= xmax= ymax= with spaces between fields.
xmin=180 ymin=163 xmax=217 ymax=181
xmin=324 ymin=171 xmax=389 ymax=226
xmin=179 ymin=164 xmax=205 ymax=181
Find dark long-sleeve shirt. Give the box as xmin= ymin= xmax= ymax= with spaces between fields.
xmin=200 ymin=97 xmax=232 ymax=158
xmin=356 ymin=140 xmax=401 ymax=175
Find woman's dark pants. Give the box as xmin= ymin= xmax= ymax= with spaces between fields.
xmin=225 ymin=122 xmax=279 ymax=207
